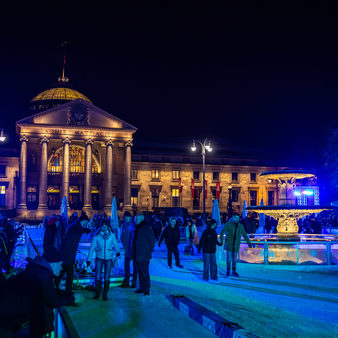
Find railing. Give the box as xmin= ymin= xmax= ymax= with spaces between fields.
xmin=249 ymin=233 xmax=338 ymax=241
xmin=232 ymin=240 xmax=338 ymax=265
xmin=215 ymin=233 xmax=338 ymax=265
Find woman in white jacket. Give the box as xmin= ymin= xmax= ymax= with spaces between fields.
xmin=87 ymin=221 xmax=120 ymax=300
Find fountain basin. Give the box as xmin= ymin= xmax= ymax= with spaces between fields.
xmin=246 ymin=205 xmax=331 ymax=241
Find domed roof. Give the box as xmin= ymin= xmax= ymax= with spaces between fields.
xmin=29 ymin=75 xmax=92 ymax=112
xmin=31 ymin=87 xmax=91 ymax=103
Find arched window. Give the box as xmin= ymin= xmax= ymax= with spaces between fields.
xmin=48 ymin=145 xmax=101 ymax=173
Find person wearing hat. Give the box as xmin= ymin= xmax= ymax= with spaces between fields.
xmin=119 ymin=211 xmax=137 ymax=288
xmin=87 ymin=220 xmax=120 ymax=300
xmin=57 ymin=213 xmax=91 ymax=292
xmin=0 ymin=247 xmax=74 ymax=337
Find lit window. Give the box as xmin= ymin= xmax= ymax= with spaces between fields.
xmin=0 ymin=185 xmax=5 ymax=207
xmin=172 ymin=170 xmax=180 ymax=180
xmin=131 ymin=188 xmax=138 ymax=207
xmin=48 ymin=145 xmax=100 ymax=173
xmin=151 ymin=169 xmax=160 ymax=181
xmin=172 ymin=188 xmax=179 ymax=197
xmin=172 ymin=188 xmax=180 ymax=207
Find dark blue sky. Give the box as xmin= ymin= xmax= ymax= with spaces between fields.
xmin=0 ymin=3 xmax=337 ymax=166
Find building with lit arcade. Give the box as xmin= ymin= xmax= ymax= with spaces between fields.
xmin=0 ymin=74 xmax=320 ymax=220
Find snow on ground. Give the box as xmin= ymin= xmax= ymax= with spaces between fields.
xmin=25 ymin=228 xmax=338 ymax=337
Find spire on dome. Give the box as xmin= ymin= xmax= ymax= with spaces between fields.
xmin=58 ymin=41 xmax=69 ymax=83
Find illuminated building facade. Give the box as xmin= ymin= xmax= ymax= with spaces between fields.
xmin=15 ymin=76 xmax=136 ymax=219
xmin=0 ymin=75 xmax=320 ymax=219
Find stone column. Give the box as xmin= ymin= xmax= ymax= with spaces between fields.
xmin=62 ymin=137 xmax=71 ymax=204
xmin=17 ymin=135 xmax=28 ymax=210
xmin=83 ymin=138 xmax=93 ymax=211
xmin=104 ymin=140 xmax=113 ymax=208
xmin=38 ymin=136 xmax=49 ymax=211
xmin=123 ymin=140 xmax=132 ymax=209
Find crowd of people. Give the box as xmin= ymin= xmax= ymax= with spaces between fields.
xmin=0 ymin=207 xmax=337 ymax=336
xmin=0 ymin=211 xmax=23 ymax=278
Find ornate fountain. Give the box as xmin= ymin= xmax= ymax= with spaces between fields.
xmin=246 ymin=170 xmax=330 ymax=241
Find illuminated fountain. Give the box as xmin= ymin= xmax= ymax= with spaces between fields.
xmin=246 ymin=170 xmax=330 ymax=241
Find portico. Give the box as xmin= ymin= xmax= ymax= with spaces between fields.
xmin=16 ymin=99 xmax=137 ymax=219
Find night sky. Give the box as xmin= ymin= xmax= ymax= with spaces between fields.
xmin=0 ymin=3 xmax=337 ymax=166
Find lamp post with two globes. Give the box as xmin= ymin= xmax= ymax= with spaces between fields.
xmin=191 ymin=138 xmax=212 ymax=223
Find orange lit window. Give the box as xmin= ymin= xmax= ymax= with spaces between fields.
xmin=48 ymin=145 xmax=100 ymax=173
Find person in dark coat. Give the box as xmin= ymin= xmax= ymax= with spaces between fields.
xmin=43 ymin=216 xmax=60 ymax=252
xmin=0 ymin=247 xmax=74 ymax=337
xmin=68 ymin=211 xmax=79 ymax=225
xmin=243 ymin=213 xmax=259 ymax=237
xmin=158 ymin=217 xmax=183 ymax=269
xmin=57 ymin=215 xmax=91 ymax=292
xmin=151 ymin=214 xmax=163 ymax=241
xmin=132 ymin=214 xmax=155 ymax=296
xmin=198 ymin=219 xmax=222 ymax=281
xmin=119 ymin=211 xmax=137 ymax=288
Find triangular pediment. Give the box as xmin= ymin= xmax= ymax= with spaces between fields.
xmin=17 ymin=99 xmax=137 ymax=131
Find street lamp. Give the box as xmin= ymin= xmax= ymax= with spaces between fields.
xmin=0 ymin=129 xmax=6 ymax=142
xmin=227 ymin=185 xmax=233 ymax=220
xmin=191 ymin=138 xmax=212 ymax=222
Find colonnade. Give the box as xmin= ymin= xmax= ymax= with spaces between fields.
xmin=17 ymin=135 xmax=132 ymax=212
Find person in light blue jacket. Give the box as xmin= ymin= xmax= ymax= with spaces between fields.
xmin=87 ymin=221 xmax=120 ymax=300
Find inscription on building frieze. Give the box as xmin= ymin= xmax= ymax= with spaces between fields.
xmin=45 ymin=129 xmax=65 ymax=135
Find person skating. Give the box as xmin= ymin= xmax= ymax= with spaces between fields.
xmin=119 ymin=211 xmax=137 ymax=288
xmin=185 ymin=218 xmax=198 ymax=255
xmin=158 ymin=217 xmax=183 ymax=269
xmin=0 ymin=247 xmax=74 ymax=337
xmin=198 ymin=219 xmax=222 ymax=281
xmin=87 ymin=221 xmax=120 ymax=300
xmin=220 ymin=214 xmax=252 ymax=277
xmin=132 ymin=214 xmax=155 ymax=296
xmin=57 ymin=214 xmax=91 ymax=292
